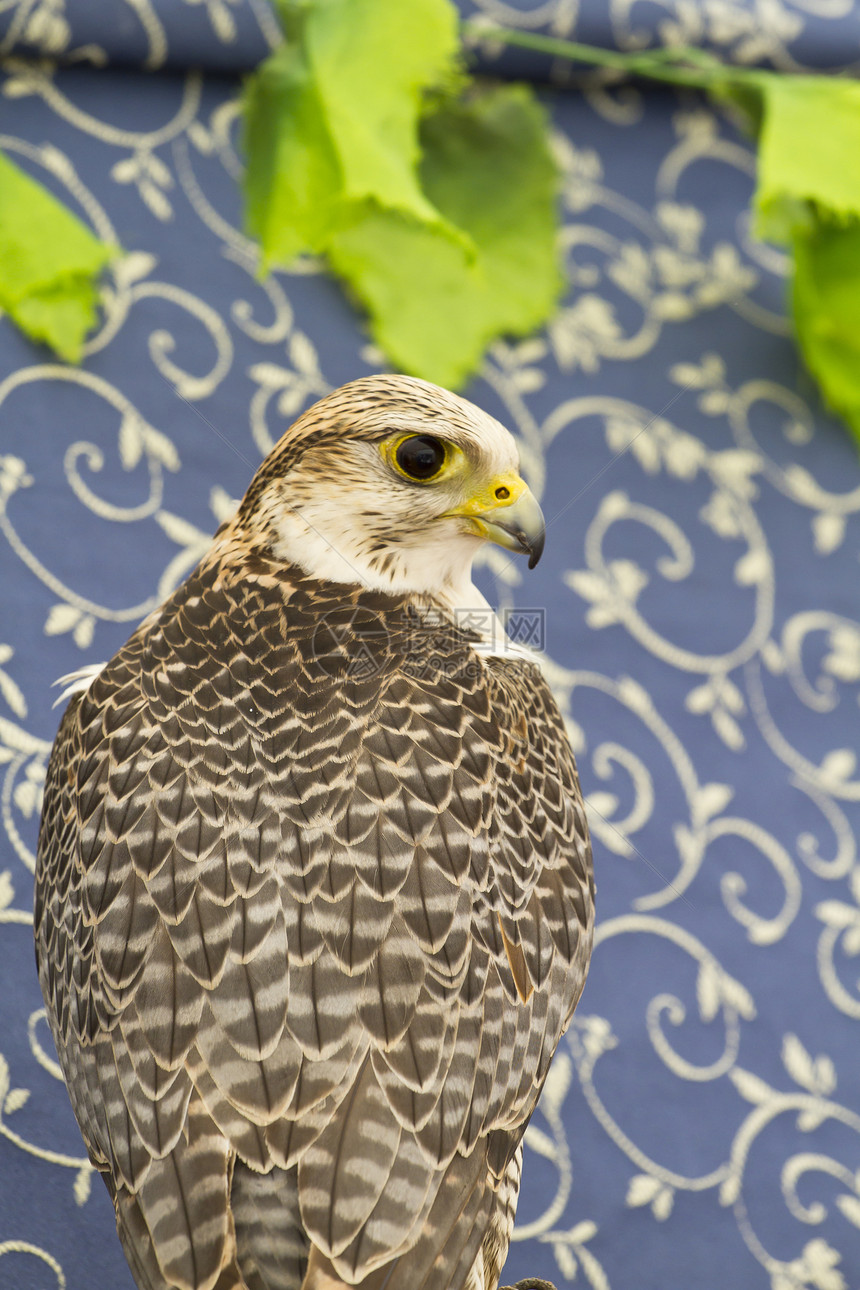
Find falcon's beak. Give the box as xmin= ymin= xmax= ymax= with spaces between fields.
xmin=450 ymin=472 xmax=546 ymax=570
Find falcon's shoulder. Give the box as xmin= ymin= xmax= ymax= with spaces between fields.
xmin=35 ymin=562 xmax=593 ymax=1283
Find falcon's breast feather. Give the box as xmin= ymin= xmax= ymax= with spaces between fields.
xmin=35 ymin=374 xmax=594 ymax=1290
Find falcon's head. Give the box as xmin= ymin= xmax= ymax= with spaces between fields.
xmin=236 ymin=374 xmax=545 ymax=598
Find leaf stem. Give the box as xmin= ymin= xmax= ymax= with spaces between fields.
xmin=460 ymin=22 xmax=755 ymax=93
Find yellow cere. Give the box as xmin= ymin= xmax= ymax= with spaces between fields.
xmin=454 ymin=470 xmax=528 ymax=517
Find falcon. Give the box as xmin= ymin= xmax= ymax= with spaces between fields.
xmin=35 ymin=374 xmax=594 ymax=1290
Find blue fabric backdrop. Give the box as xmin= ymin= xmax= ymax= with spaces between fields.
xmin=1 ymin=4 xmax=859 ymax=1290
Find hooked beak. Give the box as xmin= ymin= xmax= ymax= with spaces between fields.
xmin=449 ymin=472 xmax=546 ymax=570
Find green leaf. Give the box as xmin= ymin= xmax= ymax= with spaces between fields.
xmin=327 ymin=85 xmax=561 ymax=388
xmin=300 ymin=0 xmax=459 ymax=217
xmin=753 ymin=76 xmax=860 ymax=243
xmin=448 ymin=26 xmax=860 ymax=441
xmin=791 ymin=217 xmax=860 ymax=441
xmin=243 ymin=43 xmax=343 ymax=262
xmin=746 ymin=75 xmax=860 ymax=445
xmin=244 ymin=0 xmax=461 ymax=266
xmin=11 ymin=279 xmax=103 ymax=359
xmin=0 ymin=151 xmax=114 ymax=361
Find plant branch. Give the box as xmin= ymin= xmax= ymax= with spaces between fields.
xmin=460 ymin=21 xmax=758 ymax=94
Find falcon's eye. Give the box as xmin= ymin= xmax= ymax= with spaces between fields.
xmin=394 ymin=435 xmax=447 ymax=482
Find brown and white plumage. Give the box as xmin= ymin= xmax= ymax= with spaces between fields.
xmin=35 ymin=375 xmax=594 ymax=1290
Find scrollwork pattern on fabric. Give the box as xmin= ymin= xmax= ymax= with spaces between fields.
xmin=0 ymin=36 xmax=858 ymax=1290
